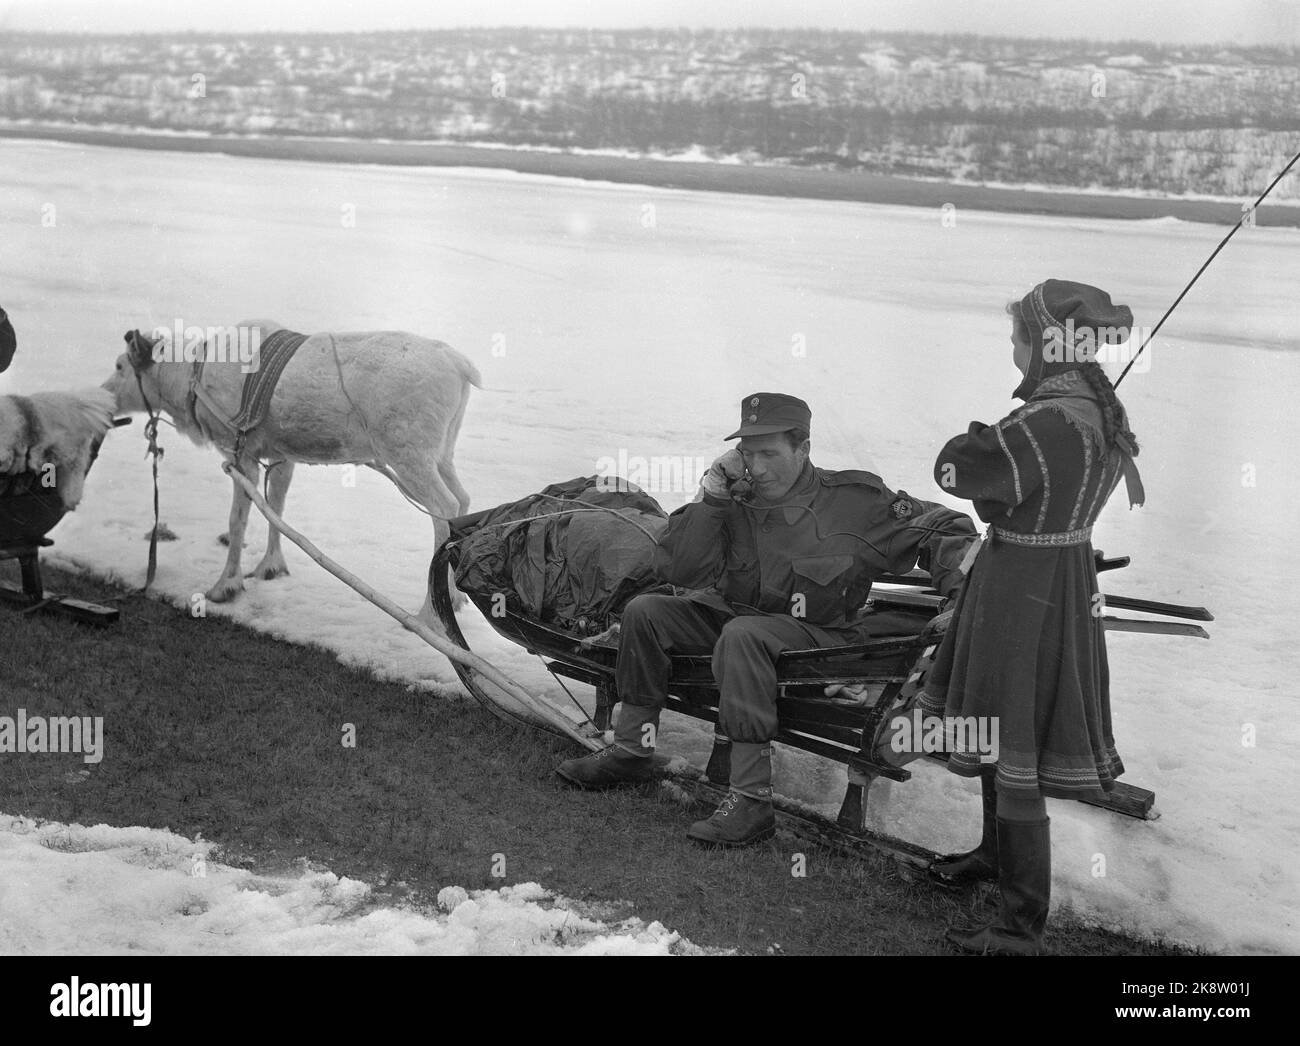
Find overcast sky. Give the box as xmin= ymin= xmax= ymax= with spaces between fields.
xmin=1 ymin=0 xmax=1297 ymax=46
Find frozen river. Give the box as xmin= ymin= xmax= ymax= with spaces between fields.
xmin=1 ymin=137 xmax=1297 ymax=953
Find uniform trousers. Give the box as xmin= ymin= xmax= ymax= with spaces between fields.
xmin=615 ymin=592 xmax=871 ymax=743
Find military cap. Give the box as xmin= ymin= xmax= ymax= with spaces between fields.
xmin=725 ymin=393 xmax=811 ymax=440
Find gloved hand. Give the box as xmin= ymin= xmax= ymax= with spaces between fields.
xmin=699 ymin=449 xmax=747 ymax=501
xmin=823 ymin=683 xmax=872 ymax=701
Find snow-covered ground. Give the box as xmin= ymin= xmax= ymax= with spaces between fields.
xmin=0 ymin=815 xmax=690 ymax=954
xmin=1 ymin=137 xmax=1297 ymax=955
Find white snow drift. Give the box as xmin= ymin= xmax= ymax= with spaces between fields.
xmin=0 ymin=815 xmax=688 ymax=955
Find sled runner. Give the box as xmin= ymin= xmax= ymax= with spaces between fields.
xmin=430 ymin=479 xmax=1212 ymax=854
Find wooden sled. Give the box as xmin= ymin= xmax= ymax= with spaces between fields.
xmin=430 ymin=503 xmax=1211 ymax=852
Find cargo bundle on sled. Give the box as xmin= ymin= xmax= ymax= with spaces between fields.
xmin=0 ymin=401 xmax=128 ymax=626
xmin=1 ymin=310 xmax=125 ymax=623
xmin=429 ymin=476 xmax=1213 ymax=863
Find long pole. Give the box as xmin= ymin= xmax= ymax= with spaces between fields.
xmin=222 ymin=462 xmax=599 ymax=751
xmin=1116 ymin=146 xmax=1300 ymax=388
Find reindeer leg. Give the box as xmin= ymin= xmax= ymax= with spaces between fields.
xmin=248 ymin=461 xmax=295 ymax=580
xmin=207 ymin=456 xmax=259 ymax=603
xmin=437 ymin=458 xmax=471 ymax=516
xmin=381 ymin=452 xmax=466 ymax=621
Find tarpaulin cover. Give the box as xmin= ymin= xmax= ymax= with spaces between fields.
xmin=451 ymin=476 xmax=670 ymax=633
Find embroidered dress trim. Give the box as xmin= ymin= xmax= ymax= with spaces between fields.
xmin=1029 ymin=285 xmax=1061 ymax=343
xmin=948 ymin=753 xmax=1121 ymax=793
xmin=1033 ymin=371 xmax=1082 ymax=395
xmin=1015 ymin=418 xmax=1050 ymax=531
xmin=1021 ymin=378 xmax=1108 ymax=527
xmin=991 ymin=524 xmax=1093 ymax=547
xmin=1084 ymin=451 xmax=1118 ymax=525
xmin=995 ymin=423 xmax=1022 ymax=503
xmin=1069 ymin=416 xmax=1094 ymax=529
xmin=1021 ymin=376 xmax=1107 ymax=455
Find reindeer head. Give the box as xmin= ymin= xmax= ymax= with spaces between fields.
xmin=101 ymin=329 xmax=163 ymax=413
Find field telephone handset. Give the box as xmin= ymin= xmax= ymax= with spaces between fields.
xmin=706 ymin=449 xmax=754 ymax=503
xmin=729 ymin=470 xmax=755 ymax=503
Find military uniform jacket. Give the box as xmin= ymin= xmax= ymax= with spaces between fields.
xmin=655 ymin=462 xmax=977 ymax=629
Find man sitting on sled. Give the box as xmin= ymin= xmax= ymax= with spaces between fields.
xmin=557 ymin=393 xmax=978 ymax=847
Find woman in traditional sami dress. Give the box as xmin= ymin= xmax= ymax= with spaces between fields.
xmin=919 ymin=279 xmax=1145 ymax=955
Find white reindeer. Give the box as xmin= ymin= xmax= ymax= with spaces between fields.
xmin=102 ymin=320 xmax=478 ymax=616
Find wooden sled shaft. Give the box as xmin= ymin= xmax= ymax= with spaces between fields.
xmin=221 ymin=462 xmax=597 ymax=750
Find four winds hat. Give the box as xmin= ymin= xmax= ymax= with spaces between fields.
xmin=725 ymin=393 xmax=811 ymax=440
xmin=1011 ymin=279 xmax=1133 ymax=400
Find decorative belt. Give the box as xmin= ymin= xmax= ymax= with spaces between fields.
xmin=991 ymin=524 xmax=1093 ymax=547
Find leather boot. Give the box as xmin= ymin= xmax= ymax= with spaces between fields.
xmin=929 ymin=772 xmax=998 ymax=888
xmin=946 ymin=816 xmax=1051 ymax=956
xmin=555 ymin=704 xmax=658 ymax=789
xmin=686 ymin=742 xmax=776 ymax=848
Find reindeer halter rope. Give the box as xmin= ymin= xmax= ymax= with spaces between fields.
xmin=126 ymin=330 xmax=168 ymax=591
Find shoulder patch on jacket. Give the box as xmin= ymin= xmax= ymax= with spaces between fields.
xmin=890 ymin=492 xmax=915 ymax=519
xmin=819 ymin=468 xmax=884 ymax=492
